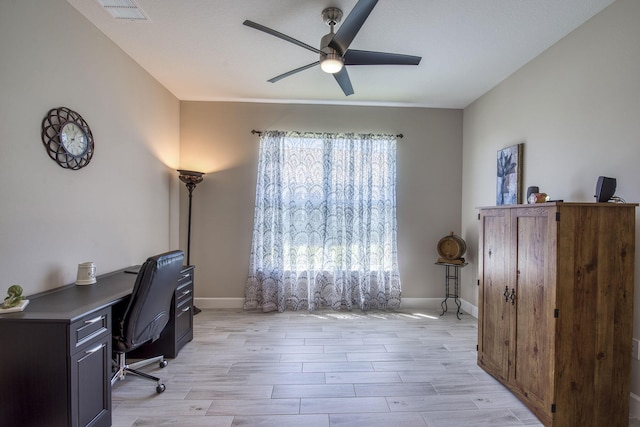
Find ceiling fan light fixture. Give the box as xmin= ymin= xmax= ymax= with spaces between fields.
xmin=244 ymin=1 xmax=421 ymax=96
xmin=320 ymin=52 xmax=344 ymax=74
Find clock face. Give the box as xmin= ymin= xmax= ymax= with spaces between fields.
xmin=60 ymin=122 xmax=88 ymax=157
xmin=41 ymin=107 xmax=94 ymax=170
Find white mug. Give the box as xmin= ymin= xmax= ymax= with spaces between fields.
xmin=76 ymin=262 xmax=97 ymax=285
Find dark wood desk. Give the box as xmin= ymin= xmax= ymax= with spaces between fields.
xmin=0 ymin=266 xmax=194 ymax=427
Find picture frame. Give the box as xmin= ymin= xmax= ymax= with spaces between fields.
xmin=496 ymin=143 xmax=523 ymax=205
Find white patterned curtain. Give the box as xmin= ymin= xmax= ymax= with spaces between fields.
xmin=244 ymin=131 xmax=401 ymax=312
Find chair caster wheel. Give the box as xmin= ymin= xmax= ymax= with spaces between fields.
xmin=156 ymin=383 xmax=166 ymax=393
xmin=159 ymin=360 xmax=168 ymax=368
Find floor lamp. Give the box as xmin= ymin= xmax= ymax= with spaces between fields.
xmin=178 ymin=169 xmax=204 ymax=315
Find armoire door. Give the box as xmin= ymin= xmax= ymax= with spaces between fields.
xmin=477 ymin=208 xmax=511 ymax=382
xmin=509 ymin=206 xmax=557 ymax=419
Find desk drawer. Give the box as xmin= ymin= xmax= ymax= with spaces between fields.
xmin=127 ymin=266 xmax=194 ymax=359
xmin=178 ymin=269 xmax=193 ymax=286
xmin=176 ymin=283 xmax=193 ymax=306
xmin=71 ymin=307 xmax=111 ymax=352
xmin=176 ymin=290 xmax=193 ymax=339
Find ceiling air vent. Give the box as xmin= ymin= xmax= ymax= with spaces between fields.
xmin=96 ymin=0 xmax=148 ymax=21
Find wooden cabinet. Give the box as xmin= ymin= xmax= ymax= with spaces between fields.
xmin=129 ymin=266 xmax=194 ymax=358
xmin=174 ymin=267 xmax=195 ymax=351
xmin=70 ymin=308 xmax=112 ymax=427
xmin=0 ymin=265 xmax=194 ymax=427
xmin=478 ymin=203 xmax=636 ymax=427
xmin=0 ymin=307 xmax=112 ymax=427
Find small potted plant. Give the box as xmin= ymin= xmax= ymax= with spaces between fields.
xmin=1 ymin=285 xmax=28 ymax=312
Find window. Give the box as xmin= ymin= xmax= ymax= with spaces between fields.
xmin=245 ymin=131 xmax=401 ymax=312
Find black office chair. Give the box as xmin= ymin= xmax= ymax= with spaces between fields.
xmin=111 ymin=250 xmax=184 ymax=393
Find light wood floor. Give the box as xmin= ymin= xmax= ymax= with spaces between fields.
xmin=112 ymin=308 xmax=639 ymax=427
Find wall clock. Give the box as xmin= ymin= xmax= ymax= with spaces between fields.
xmin=41 ymin=107 xmax=94 ymax=170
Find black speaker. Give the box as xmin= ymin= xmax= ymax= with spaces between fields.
xmin=594 ymin=176 xmax=616 ymax=202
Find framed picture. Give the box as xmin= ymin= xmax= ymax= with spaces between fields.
xmin=496 ymin=143 xmax=523 ymax=205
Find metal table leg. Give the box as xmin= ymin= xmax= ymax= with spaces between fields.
xmin=438 ymin=263 xmax=464 ymax=320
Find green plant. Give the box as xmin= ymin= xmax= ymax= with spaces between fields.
xmin=3 ymin=285 xmax=24 ymax=309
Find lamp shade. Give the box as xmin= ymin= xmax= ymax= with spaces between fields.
xmin=320 ymin=53 xmax=343 ymax=74
xmin=177 ymin=170 xmax=204 ymax=188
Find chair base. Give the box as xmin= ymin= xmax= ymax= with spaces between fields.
xmin=112 ymin=352 xmax=168 ymax=393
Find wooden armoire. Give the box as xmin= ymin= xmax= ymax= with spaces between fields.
xmin=477 ymin=202 xmax=636 ymax=427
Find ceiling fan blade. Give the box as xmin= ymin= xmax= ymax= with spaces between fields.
xmin=268 ymin=61 xmax=320 ymax=83
xmin=243 ymin=20 xmax=323 ymax=55
xmin=344 ymin=49 xmax=421 ymax=66
xmin=329 ymin=0 xmax=378 ymax=54
xmin=333 ymin=67 xmax=354 ymax=96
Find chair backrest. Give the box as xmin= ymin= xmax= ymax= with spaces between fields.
xmin=114 ymin=250 xmax=184 ymax=352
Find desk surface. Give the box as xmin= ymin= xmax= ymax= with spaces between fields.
xmin=0 ymin=268 xmax=137 ymax=323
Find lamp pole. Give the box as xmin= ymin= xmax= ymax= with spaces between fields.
xmin=177 ymin=170 xmax=204 ymax=314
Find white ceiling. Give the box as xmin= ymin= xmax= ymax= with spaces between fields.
xmin=66 ymin=0 xmax=614 ymax=108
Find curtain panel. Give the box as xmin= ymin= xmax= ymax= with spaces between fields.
xmin=244 ymin=131 xmax=401 ymax=312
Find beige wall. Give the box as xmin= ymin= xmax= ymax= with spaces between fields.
xmin=0 ymin=0 xmax=181 ymax=296
xmin=179 ymin=102 xmax=462 ymax=302
xmin=4 ymin=0 xmax=639 ymax=406
xmin=462 ymin=0 xmax=640 ymax=395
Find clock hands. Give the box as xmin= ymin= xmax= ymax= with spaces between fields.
xmin=61 ymin=122 xmax=87 ymax=156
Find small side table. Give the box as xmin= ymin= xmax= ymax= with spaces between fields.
xmin=435 ymin=261 xmax=467 ymax=319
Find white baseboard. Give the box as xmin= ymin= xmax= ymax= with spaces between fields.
xmin=461 ymin=299 xmax=479 ymax=318
xmin=194 ymin=297 xmax=480 ymax=316
xmin=197 ymin=298 xmax=448 ymax=311
xmin=195 ymin=297 xmax=244 ymax=309
xmin=400 ymin=297 xmax=478 ymax=319
xmin=398 ymin=298 xmax=442 ymax=310
xmin=631 ymin=393 xmax=640 ymax=418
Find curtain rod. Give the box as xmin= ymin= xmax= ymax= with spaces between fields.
xmin=251 ymin=130 xmax=403 ymax=139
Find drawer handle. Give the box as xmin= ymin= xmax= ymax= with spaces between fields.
xmin=181 ymin=306 xmax=191 ymax=313
xmin=85 ymin=343 xmax=105 ymax=355
xmin=84 ymin=315 xmax=105 ymax=325
xmin=181 ymin=290 xmax=192 ymax=296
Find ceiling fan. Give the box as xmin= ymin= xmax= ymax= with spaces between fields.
xmin=243 ymin=0 xmax=422 ymax=96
